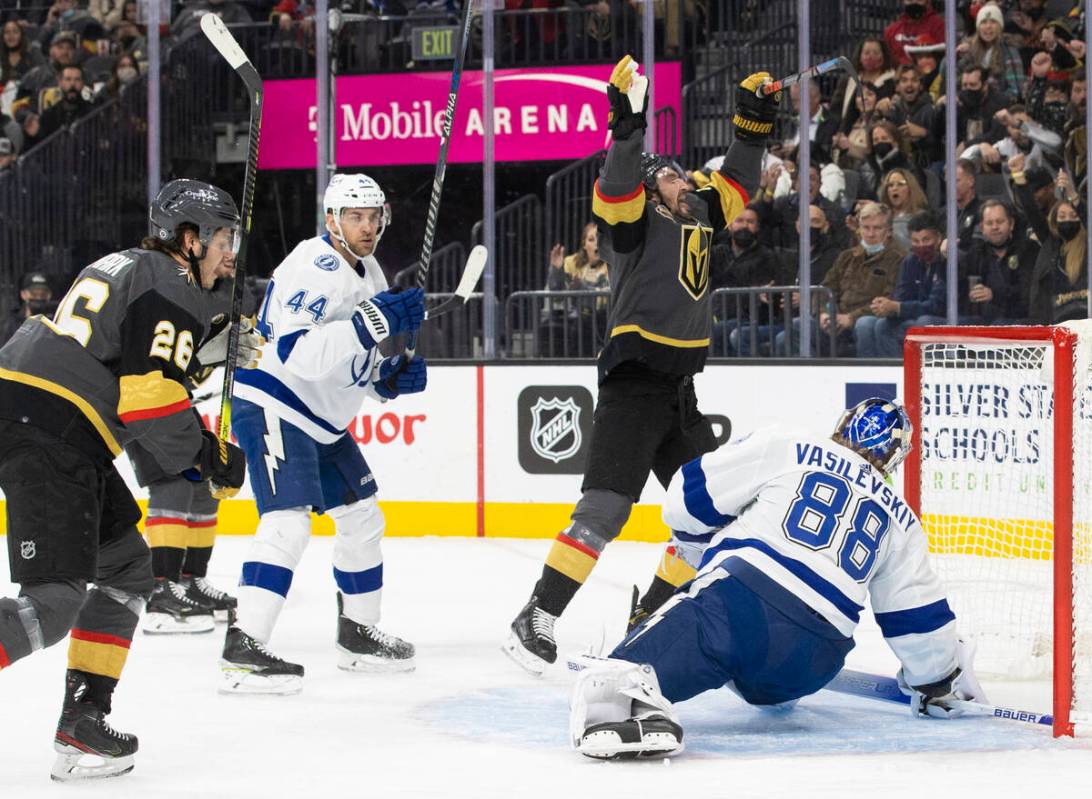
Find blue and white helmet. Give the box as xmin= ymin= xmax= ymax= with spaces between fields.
xmin=834 ymin=397 xmax=913 ymax=476
xmin=324 ymin=173 xmax=391 ymax=256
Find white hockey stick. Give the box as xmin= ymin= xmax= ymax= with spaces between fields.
xmin=826 ymin=669 xmax=1055 ymax=729
xmin=422 ymin=244 xmax=487 ymax=321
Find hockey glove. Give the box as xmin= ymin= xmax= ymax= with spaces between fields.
xmin=733 ymin=72 xmax=780 ymax=142
xmin=898 ymin=638 xmax=988 ymax=719
xmin=195 ymin=315 xmax=265 ymax=370
xmin=194 ymin=430 xmax=247 ymax=500
xmin=606 ymin=55 xmax=648 ymax=142
xmin=373 ymin=355 xmax=428 ymax=400
xmin=352 ymin=287 xmax=425 ymax=349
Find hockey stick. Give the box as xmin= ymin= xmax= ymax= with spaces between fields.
xmin=422 ymin=244 xmax=487 ymax=320
xmin=760 ymin=56 xmax=857 ymax=97
xmin=406 ymin=0 xmax=475 ymax=355
xmin=200 ymin=14 xmax=263 ymax=442
xmin=825 ymin=669 xmax=1055 ymax=729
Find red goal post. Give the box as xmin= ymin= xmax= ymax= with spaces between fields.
xmin=903 ymin=324 xmax=1091 ymax=738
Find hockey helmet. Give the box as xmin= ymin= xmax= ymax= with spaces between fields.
xmin=640 ymin=152 xmax=686 ymax=192
xmin=833 ymin=397 xmax=913 ymax=476
xmin=324 ymin=174 xmax=391 ymax=234
xmin=150 ymin=179 xmax=241 ymax=254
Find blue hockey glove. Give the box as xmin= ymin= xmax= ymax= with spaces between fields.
xmin=351 ymin=287 xmax=425 ymax=348
xmin=374 ymin=355 xmax=428 ymax=400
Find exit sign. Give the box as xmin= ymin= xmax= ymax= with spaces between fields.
xmin=412 ymin=26 xmax=458 ymax=61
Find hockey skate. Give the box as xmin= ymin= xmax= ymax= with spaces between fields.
xmin=336 ymin=593 xmax=415 ymax=673
xmin=52 ymin=672 xmax=138 ymax=782
xmin=577 ymin=712 xmax=684 ymax=760
xmin=180 ymin=575 xmax=237 ymax=623
xmin=142 ymin=579 xmax=215 ymax=634
xmin=502 ymin=596 xmax=558 ymax=676
xmin=220 ymin=625 xmax=304 ymax=695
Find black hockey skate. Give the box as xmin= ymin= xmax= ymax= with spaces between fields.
xmin=52 ymin=672 xmax=138 ymax=782
xmin=220 ymin=625 xmax=304 ymax=695
xmin=142 ymin=579 xmax=215 ymax=635
xmin=578 ymin=712 xmax=684 ymax=760
xmin=336 ymin=593 xmax=415 ymax=673
xmin=502 ymin=595 xmax=558 ymax=676
xmin=180 ymin=575 xmax=237 ymax=623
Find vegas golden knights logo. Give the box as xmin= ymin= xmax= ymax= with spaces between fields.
xmin=678 ymin=224 xmax=712 ymax=300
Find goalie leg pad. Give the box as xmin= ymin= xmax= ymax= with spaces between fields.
xmin=569 ymin=659 xmax=680 ymax=752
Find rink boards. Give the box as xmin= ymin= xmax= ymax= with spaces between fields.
xmin=0 ymin=363 xmax=902 ymax=539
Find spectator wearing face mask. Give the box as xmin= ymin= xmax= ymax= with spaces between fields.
xmin=957 ymin=199 xmax=1037 ymax=324
xmin=885 ymin=0 xmax=945 ymax=66
xmin=778 ymin=204 xmax=840 ymax=284
xmin=0 ymin=273 xmax=55 ymax=349
xmin=830 ymin=37 xmax=896 ymax=134
xmin=954 ymin=3 xmax=1025 ymax=103
xmin=875 ymin=64 xmax=935 ymax=170
xmin=100 ymin=53 xmax=140 ymax=100
xmin=860 ymin=120 xmax=926 ymax=200
xmin=854 ymin=211 xmax=945 ymax=359
xmin=934 ymin=64 xmax=1009 ymax=151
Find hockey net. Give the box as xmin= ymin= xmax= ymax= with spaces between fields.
xmin=904 ymin=324 xmax=1092 ymax=737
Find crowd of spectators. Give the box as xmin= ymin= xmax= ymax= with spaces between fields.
xmin=536 ymin=0 xmax=1092 ymax=359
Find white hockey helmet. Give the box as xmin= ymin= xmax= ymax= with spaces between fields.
xmin=324 ymin=173 xmax=392 ymax=257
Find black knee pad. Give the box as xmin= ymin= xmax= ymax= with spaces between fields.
xmin=571 ymin=489 xmax=634 ymax=544
xmin=97 ymin=527 xmax=154 ymax=600
xmin=20 ymin=580 xmax=86 ymax=648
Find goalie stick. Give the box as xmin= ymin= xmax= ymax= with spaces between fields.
xmin=825 ymin=668 xmax=1058 ymax=730
xmin=200 ymin=14 xmax=263 ymax=442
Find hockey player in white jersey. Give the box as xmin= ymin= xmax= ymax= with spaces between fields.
xmin=569 ymin=398 xmax=986 ymax=759
xmin=220 ymin=174 xmax=427 ymax=694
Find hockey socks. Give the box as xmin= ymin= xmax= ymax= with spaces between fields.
xmin=145 ymin=514 xmax=188 ymax=582
xmin=182 ymin=512 xmax=217 ymax=578
xmin=67 ymin=588 xmax=138 ymax=690
xmin=629 ymin=546 xmax=697 ymax=631
xmin=535 ymin=527 xmax=606 ymax=617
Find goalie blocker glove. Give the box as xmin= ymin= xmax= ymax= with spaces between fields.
xmin=606 ymin=54 xmax=648 ymax=142
xmin=352 ymin=287 xmax=425 ymax=349
xmin=898 ymin=638 xmax=987 ymax=719
xmin=191 ymin=430 xmax=247 ymax=500
xmin=733 ymin=71 xmax=780 ymax=142
xmin=374 ymin=355 xmax=428 ymax=400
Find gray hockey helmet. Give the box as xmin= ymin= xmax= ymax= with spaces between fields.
xmin=149 ymin=179 xmax=241 ymax=253
xmin=640 ymin=152 xmax=686 ymax=191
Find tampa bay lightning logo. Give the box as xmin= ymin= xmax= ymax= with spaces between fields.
xmin=314 ymin=254 xmax=339 ymax=272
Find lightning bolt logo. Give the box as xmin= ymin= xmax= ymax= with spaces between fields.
xmin=263 ymin=409 xmax=285 ymax=495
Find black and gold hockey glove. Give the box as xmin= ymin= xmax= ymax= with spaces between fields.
xmin=606 ymin=54 xmax=648 ymax=142
xmin=196 ymin=429 xmax=247 ymax=500
xmin=733 ymin=71 xmax=780 ymax=142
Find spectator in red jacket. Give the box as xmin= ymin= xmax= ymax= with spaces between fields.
xmin=885 ymin=0 xmax=946 ymax=65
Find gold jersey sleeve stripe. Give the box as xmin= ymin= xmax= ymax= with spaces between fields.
xmin=610 ymin=324 xmax=711 ymax=348
xmin=118 ymin=371 xmax=191 ymax=423
xmin=709 ymin=170 xmax=751 ymax=230
xmin=593 ymin=179 xmax=646 ymax=225
xmin=0 ymin=367 xmax=122 ymax=456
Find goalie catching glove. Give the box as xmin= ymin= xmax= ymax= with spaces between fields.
xmin=606 ymin=54 xmax=649 ymax=142
xmin=374 ymin=355 xmax=428 ymax=400
xmin=352 ymin=287 xmax=425 ymax=349
xmin=193 ymin=429 xmax=247 ymax=500
xmin=897 ymin=637 xmax=988 ymax=719
xmin=733 ymin=72 xmax=780 ymax=142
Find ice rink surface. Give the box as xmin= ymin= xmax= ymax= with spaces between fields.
xmin=2 ymin=536 xmax=1091 ymax=798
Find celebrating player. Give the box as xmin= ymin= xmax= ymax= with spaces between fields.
xmin=504 ymin=56 xmax=780 ymax=673
xmin=0 ymin=179 xmax=249 ymax=780
xmin=220 ymin=173 xmax=427 ymax=695
xmin=569 ymin=399 xmax=986 ymax=759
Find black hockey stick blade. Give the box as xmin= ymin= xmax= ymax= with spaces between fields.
xmin=201 ymin=13 xmax=263 ymax=441
xmin=762 ymin=56 xmax=854 ymax=97
xmin=423 ymin=245 xmax=487 ymax=320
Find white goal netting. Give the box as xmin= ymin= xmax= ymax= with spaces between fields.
xmin=914 ymin=332 xmax=1092 ymax=724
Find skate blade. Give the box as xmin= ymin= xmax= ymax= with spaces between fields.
xmin=501 ymin=631 xmax=548 ymax=676
xmin=142 ymin=612 xmax=215 ymax=635
xmin=50 ymin=750 xmax=134 ymax=782
xmin=336 ymin=646 xmax=416 ymax=673
xmin=578 ymin=730 xmax=683 ymax=760
xmin=219 ymin=664 xmax=303 ymax=696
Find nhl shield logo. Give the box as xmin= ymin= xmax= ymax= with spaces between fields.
xmin=20 ymin=540 xmax=36 ymax=560
xmin=529 ymin=397 xmax=582 ymax=463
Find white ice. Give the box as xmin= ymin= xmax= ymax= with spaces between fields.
xmin=2 ymin=536 xmax=1090 ymax=798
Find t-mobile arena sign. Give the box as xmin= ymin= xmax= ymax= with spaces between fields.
xmin=257 ymin=62 xmax=681 ymax=169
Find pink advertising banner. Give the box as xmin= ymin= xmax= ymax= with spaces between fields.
xmin=257 ymin=62 xmax=681 ymax=169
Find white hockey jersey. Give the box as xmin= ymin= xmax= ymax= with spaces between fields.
xmin=234 ymin=234 xmax=390 ymax=444
xmin=663 ymin=428 xmax=959 ymax=688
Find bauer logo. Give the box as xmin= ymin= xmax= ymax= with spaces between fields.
xmin=518 ymin=386 xmax=593 ymax=474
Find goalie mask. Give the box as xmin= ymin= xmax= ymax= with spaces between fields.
xmin=150 ymin=179 xmax=241 ymax=255
xmin=834 ymin=397 xmax=913 ymax=476
xmin=324 ymin=173 xmax=392 ymax=260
